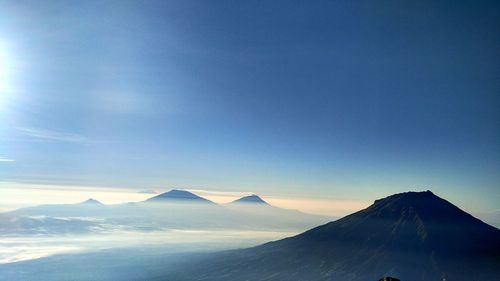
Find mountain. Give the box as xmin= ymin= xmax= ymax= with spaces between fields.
xmin=231 ymin=195 xmax=268 ymax=205
xmin=144 ymin=189 xmax=214 ymax=204
xmin=2 ymin=189 xmax=329 ymax=236
xmin=0 ymin=198 xmax=108 ymax=236
xmin=162 ymin=191 xmax=500 ymax=281
xmin=79 ymin=198 xmax=103 ymax=205
xmin=225 ymin=194 xmax=331 ymax=230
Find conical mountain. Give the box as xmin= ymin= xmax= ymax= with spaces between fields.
xmin=145 ymin=189 xmax=214 ymax=204
xmin=79 ymin=198 xmax=103 ymax=205
xmin=166 ymin=191 xmax=500 ymax=281
xmin=231 ymin=195 xmax=268 ymax=205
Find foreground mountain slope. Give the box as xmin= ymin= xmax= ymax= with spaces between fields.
xmin=162 ymin=191 xmax=500 ymax=281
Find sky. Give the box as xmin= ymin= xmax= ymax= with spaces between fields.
xmin=0 ymin=0 xmax=498 ymax=219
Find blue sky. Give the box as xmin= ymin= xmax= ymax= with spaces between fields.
xmin=0 ymin=0 xmax=499 ymax=212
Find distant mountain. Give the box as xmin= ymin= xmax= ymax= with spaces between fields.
xmin=79 ymin=198 xmax=103 ymax=205
xmin=0 ymin=198 xmax=108 ymax=236
xmin=144 ymin=189 xmax=214 ymax=204
xmin=231 ymin=195 xmax=268 ymax=205
xmin=2 ymin=189 xmax=329 ymax=236
xmin=164 ymin=191 xmax=500 ymax=281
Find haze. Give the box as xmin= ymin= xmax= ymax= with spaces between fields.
xmin=0 ymin=1 xmax=499 ymax=280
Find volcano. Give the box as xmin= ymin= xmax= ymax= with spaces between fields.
xmin=231 ymin=195 xmax=268 ymax=205
xmin=144 ymin=189 xmax=214 ymax=204
xmin=164 ymin=191 xmax=500 ymax=281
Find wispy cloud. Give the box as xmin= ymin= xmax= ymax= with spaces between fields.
xmin=187 ymin=189 xmax=254 ymax=197
xmin=0 ymin=156 xmax=15 ymax=162
xmin=186 ymin=189 xmax=254 ymax=203
xmin=17 ymin=127 xmax=88 ymax=143
xmin=137 ymin=189 xmax=158 ymax=194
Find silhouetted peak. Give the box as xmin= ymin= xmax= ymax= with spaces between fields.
xmin=373 ymin=190 xmax=437 ymax=205
xmin=145 ymin=189 xmax=213 ymax=203
xmin=232 ymin=195 xmax=268 ymax=205
xmin=303 ymin=190 xmax=499 ymax=244
xmin=80 ymin=198 xmax=103 ymax=205
xmin=368 ymin=190 xmax=475 ymax=223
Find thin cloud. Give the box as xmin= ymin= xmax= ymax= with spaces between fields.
xmin=187 ymin=188 xmax=370 ymax=217
xmin=0 ymin=156 xmax=15 ymax=162
xmin=137 ymin=189 xmax=158 ymax=194
xmin=17 ymin=127 xmax=88 ymax=143
xmin=187 ymin=189 xmax=254 ymax=197
xmin=185 ymin=189 xmax=258 ymax=204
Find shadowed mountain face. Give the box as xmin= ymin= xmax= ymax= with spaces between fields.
xmin=144 ymin=190 xmax=214 ymax=204
xmin=163 ymin=191 xmax=500 ymax=281
xmin=231 ymin=195 xmax=268 ymax=205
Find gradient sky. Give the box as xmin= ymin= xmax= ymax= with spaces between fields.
xmin=0 ymin=1 xmax=498 ymax=215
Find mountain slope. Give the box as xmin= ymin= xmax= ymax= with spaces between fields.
xmin=225 ymin=194 xmax=331 ymax=230
xmin=231 ymin=195 xmax=268 ymax=205
xmin=79 ymin=198 xmax=103 ymax=205
xmin=144 ymin=189 xmax=214 ymax=204
xmin=162 ymin=191 xmax=500 ymax=281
